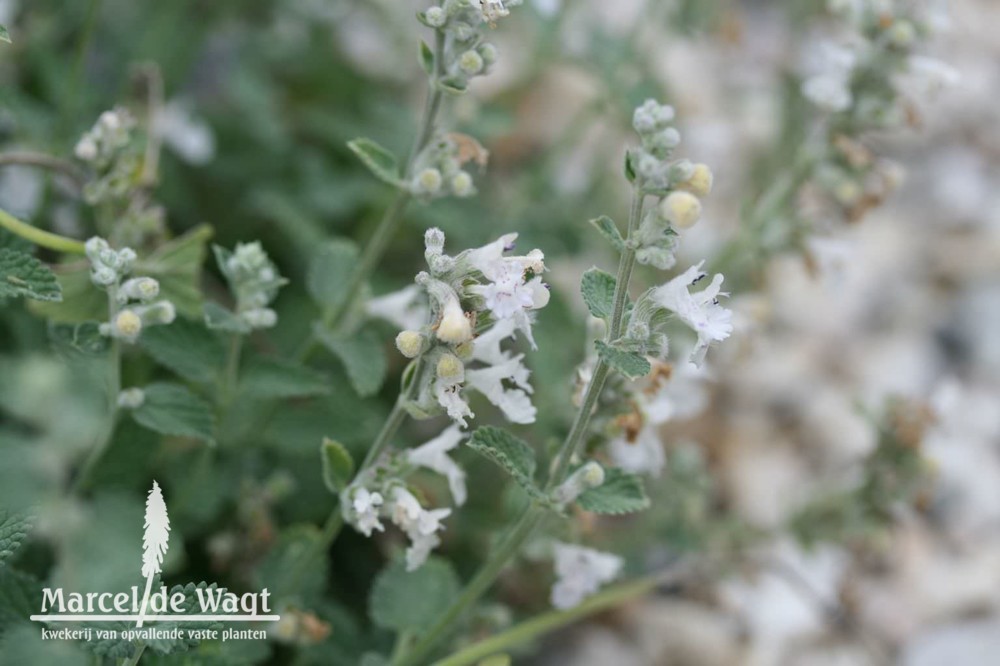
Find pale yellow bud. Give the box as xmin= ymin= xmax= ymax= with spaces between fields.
xmin=436 ymin=298 xmax=473 ymax=344
xmin=678 ymin=163 xmax=713 ymax=198
xmin=395 ymin=330 xmax=424 ymax=359
xmin=114 ymin=309 xmax=143 ymax=341
xmin=436 ymin=353 xmax=464 ymax=381
xmin=660 ymin=191 xmax=702 ymax=230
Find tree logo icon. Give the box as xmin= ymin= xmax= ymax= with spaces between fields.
xmin=137 ymin=480 xmax=170 ymax=628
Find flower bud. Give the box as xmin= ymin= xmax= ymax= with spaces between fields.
xmin=648 ymin=127 xmax=681 ymax=153
xmin=425 ymin=227 xmax=446 ymax=253
xmin=117 ymin=387 xmax=146 ymax=409
xmin=678 ymin=163 xmax=713 ymax=198
xmin=425 ymin=6 xmax=446 ymax=27
xmin=90 ymin=265 xmax=118 ymax=287
xmin=450 ymin=171 xmax=474 ymax=197
xmin=113 ymin=309 xmax=143 ymax=342
xmin=458 ymin=50 xmax=484 ymax=76
xmin=395 ymin=330 xmax=425 ymax=359
xmin=119 ymin=277 xmax=160 ymax=303
xmin=552 ymin=461 xmax=605 ymax=506
xmin=137 ymin=300 xmax=176 ymax=326
xmin=242 ymin=307 xmax=278 ymax=329
xmin=436 ymin=297 xmax=473 ymax=344
xmin=75 ymin=136 xmax=98 ymax=162
xmin=414 ymin=168 xmax=443 ymax=195
xmin=660 ymin=191 xmax=702 ymax=230
xmin=479 ymin=43 xmax=498 ymax=66
xmin=887 ymin=20 xmax=916 ymax=48
xmin=436 ymin=353 xmax=464 ymax=381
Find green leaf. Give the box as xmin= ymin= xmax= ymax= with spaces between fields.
xmin=132 ymin=383 xmax=215 ymax=444
xmin=255 ymin=526 xmax=328 ymax=602
xmin=240 ymin=356 xmax=330 ymax=400
xmin=347 ymin=138 xmax=403 ymax=188
xmin=203 ymin=301 xmax=250 ymax=334
xmin=466 ymin=426 xmax=543 ymax=499
xmin=307 ymin=239 xmax=359 ymax=314
xmin=369 ymin=558 xmax=459 ymax=633
xmin=27 ymin=263 xmax=104 ymax=323
xmin=624 ymin=150 xmax=636 ymax=183
xmin=0 ymin=229 xmax=31 ymax=253
xmin=0 ymin=567 xmax=40 ymax=635
xmin=321 ymin=438 xmax=355 ymax=493
xmin=0 ymin=511 xmax=31 ymax=566
xmin=581 ymin=268 xmax=616 ymax=321
xmin=315 ymin=327 xmax=387 ymax=398
xmin=0 ymin=249 xmax=62 ymax=302
xmin=590 ymin=216 xmax=625 ymax=252
xmin=137 ymin=225 xmax=212 ymax=319
xmin=419 ymin=40 xmax=435 ymax=75
xmin=48 ymin=321 xmax=110 ymax=357
xmin=0 ymin=26 xmax=10 ymax=44
xmin=139 ymin=318 xmax=226 ymax=383
xmin=577 ymin=468 xmax=651 ymax=515
xmin=437 ymin=76 xmax=467 ymax=94
xmin=596 ymin=341 xmax=651 ymax=379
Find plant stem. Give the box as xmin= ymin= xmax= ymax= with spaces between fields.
xmin=395 ymin=186 xmax=647 ymax=666
xmin=72 ymin=287 xmax=122 ymax=493
xmin=0 ymin=152 xmax=87 ymax=188
xmin=296 ymin=31 xmax=447 ymax=360
xmin=431 ymin=576 xmax=661 ymax=666
xmin=221 ymin=333 xmax=243 ymax=405
xmin=122 ymin=641 xmax=146 ymax=666
xmin=0 ymin=207 xmax=87 ymax=254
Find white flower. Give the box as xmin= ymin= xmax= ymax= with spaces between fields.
xmin=351 ymin=488 xmax=385 ymax=537
xmin=405 ymin=532 xmax=440 ymax=571
xmin=435 ymin=378 xmax=475 ymax=428
xmin=366 ymin=285 xmax=427 ymax=331
xmin=465 ymin=355 xmax=537 ymax=424
xmin=390 ymin=487 xmax=424 ymax=530
xmin=470 ymin=317 xmax=519 ymax=365
xmin=802 ymin=73 xmax=852 ymax=112
xmin=390 ymin=487 xmax=452 ymax=571
xmin=551 ymin=543 xmax=623 ymax=610
xmin=407 ymin=425 xmax=468 ymax=506
xmin=608 ymin=426 xmax=666 ymax=477
xmin=154 ymin=100 xmax=216 ymax=165
xmin=651 ymin=262 xmax=733 ymax=365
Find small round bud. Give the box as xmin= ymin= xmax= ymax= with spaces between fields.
xmin=478 ymin=43 xmax=498 ymax=65
xmin=395 ymin=330 xmax=425 ymax=359
xmin=887 ymin=20 xmax=916 ymax=48
xmin=414 ymin=168 xmax=443 ymax=195
xmin=637 ymin=153 xmax=661 ymax=180
xmin=75 ymin=136 xmax=98 ymax=162
xmin=425 ymin=6 xmax=447 ymax=27
xmin=90 ymin=265 xmax=118 ymax=287
xmin=652 ymin=103 xmax=676 ymax=126
xmin=580 ymin=461 xmax=605 ymax=488
xmin=99 ymin=110 xmax=122 ymax=132
xmin=117 ymin=387 xmax=146 ymax=409
xmin=552 ymin=461 xmax=606 ymax=505
xmin=138 ymin=300 xmax=176 ymax=326
xmin=648 ymin=127 xmax=681 ymax=153
xmin=678 ymin=163 xmax=713 ymax=198
xmin=119 ymin=277 xmax=160 ymax=302
xmin=425 ymin=227 xmax=446 ymax=252
xmin=117 ymin=247 xmax=137 ymax=273
xmin=458 ymin=50 xmax=484 ymax=76
xmin=454 ymin=341 xmax=475 ymax=359
xmin=660 ymin=191 xmax=702 ymax=230
xmin=436 ymin=297 xmax=473 ymax=344
xmin=113 ymin=309 xmax=143 ymax=342
xmin=242 ymin=307 xmax=277 ymax=329
xmin=450 ymin=171 xmax=474 ymax=197
xmin=436 ymin=353 xmax=464 ymax=381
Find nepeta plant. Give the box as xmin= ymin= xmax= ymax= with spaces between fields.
xmin=0 ymin=1 xmax=953 ymax=664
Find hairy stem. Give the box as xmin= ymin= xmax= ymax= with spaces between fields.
xmin=0 ymin=152 xmax=87 ymax=188
xmin=0 ymin=207 xmax=87 ymax=254
xmin=395 ymin=186 xmax=646 ymax=666
xmin=220 ymin=333 xmax=243 ymax=406
xmin=296 ymin=30 xmax=447 ymax=360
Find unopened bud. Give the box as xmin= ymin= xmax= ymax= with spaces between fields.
xmin=119 ymin=277 xmax=160 ymax=303
xmin=242 ymin=307 xmax=277 ymax=329
xmin=660 ymin=191 xmax=702 ymax=230
xmin=395 ymin=330 xmax=425 ymax=359
xmin=436 ymin=353 xmax=464 ymax=381
xmin=425 ymin=6 xmax=447 ymax=27
xmin=137 ymin=300 xmax=176 ymax=326
xmin=458 ymin=50 xmax=484 ymax=76
xmin=678 ymin=163 xmax=713 ymax=198
xmin=451 ymin=171 xmax=474 ymax=197
xmin=479 ymin=43 xmax=498 ymax=65
xmin=113 ymin=309 xmax=143 ymax=342
xmin=117 ymin=387 xmax=146 ymax=409
xmin=436 ymin=297 xmax=473 ymax=344
xmin=75 ymin=136 xmax=98 ymax=162
xmin=414 ymin=168 xmax=443 ymax=195
xmin=552 ymin=461 xmax=605 ymax=506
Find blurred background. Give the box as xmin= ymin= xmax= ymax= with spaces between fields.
xmin=1 ymin=0 xmax=998 ymax=664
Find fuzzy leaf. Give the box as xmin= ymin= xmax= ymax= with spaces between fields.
xmin=419 ymin=40 xmax=435 ymax=75
xmin=0 ymin=511 xmax=31 ymax=566
xmin=347 ymin=138 xmax=403 ymax=188
xmin=132 ymin=383 xmax=215 ymax=444
xmin=307 ymin=239 xmax=359 ymax=314
xmin=467 ymin=427 xmax=543 ymax=499
xmin=577 ymin=468 xmax=651 ymax=515
xmin=369 ymin=558 xmax=459 ymax=632
xmin=0 ymin=567 xmax=39 ymax=635
xmin=624 ymin=151 xmax=636 ymax=183
xmin=240 ymin=357 xmax=330 ymax=400
xmin=321 ymin=438 xmax=354 ymax=494
xmin=590 ymin=216 xmax=625 ymax=252
xmin=48 ymin=321 xmax=109 ymax=357
xmin=139 ymin=318 xmax=226 ymax=383
xmin=581 ymin=268 xmax=616 ymax=321
xmin=27 ymin=263 xmax=104 ymax=323
xmin=315 ymin=327 xmax=387 ymax=398
xmin=596 ymin=341 xmax=651 ymax=379
xmin=138 ymin=225 xmax=212 ymax=318
xmin=0 ymin=249 xmax=62 ymax=302
xmin=203 ymin=301 xmax=250 ymax=334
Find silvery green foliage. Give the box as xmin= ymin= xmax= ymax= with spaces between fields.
xmin=210 ymin=242 xmax=287 ymax=331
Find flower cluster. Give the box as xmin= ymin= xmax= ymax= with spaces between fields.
xmin=86 ymin=237 xmax=175 ymax=343
xmin=800 ymin=0 xmax=957 ymax=221
xmin=376 ymin=228 xmax=549 ymax=428
xmin=627 ymin=100 xmax=714 ymax=270
xmin=410 ymin=133 xmax=487 ymax=200
xmin=213 ymin=242 xmax=287 ymax=330
xmin=74 ymin=108 xmax=136 ymax=173
xmin=341 ymin=426 xmax=467 ymax=570
xmin=550 ymin=542 xmax=623 ymax=610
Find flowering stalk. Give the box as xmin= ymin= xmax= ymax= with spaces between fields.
xmin=395 ymin=180 xmax=648 ymax=666
xmin=0 ymin=206 xmax=87 ymax=254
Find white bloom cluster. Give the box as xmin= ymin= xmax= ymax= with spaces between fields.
xmin=550 ymin=542 xmax=623 ymax=610
xmin=215 ymin=242 xmax=288 ymax=330
xmin=375 ymin=228 xmax=549 ymax=428
xmin=86 ymin=237 xmax=175 ymax=343
xmin=409 ymin=134 xmax=487 ymax=200
xmin=74 ymin=108 xmax=135 ymax=170
xmin=341 ymin=426 xmax=467 ymax=571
